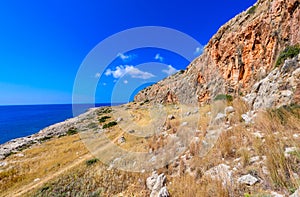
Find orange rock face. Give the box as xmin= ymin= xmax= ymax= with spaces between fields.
xmin=135 ymin=0 xmax=300 ymax=105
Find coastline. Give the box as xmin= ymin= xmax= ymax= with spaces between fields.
xmin=0 ymin=107 xmax=100 ymax=160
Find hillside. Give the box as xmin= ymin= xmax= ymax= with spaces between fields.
xmin=1 ymin=0 xmax=300 ymax=196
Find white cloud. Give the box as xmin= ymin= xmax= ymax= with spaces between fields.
xmin=194 ymin=46 xmax=204 ymax=56
xmin=95 ymin=72 xmax=101 ymax=78
xmin=154 ymin=53 xmax=164 ymax=62
xmin=117 ymin=53 xmax=136 ymax=61
xmin=162 ymin=65 xmax=178 ymax=76
xmin=123 ymin=80 xmax=128 ymax=84
xmin=105 ymin=65 xmax=155 ymax=79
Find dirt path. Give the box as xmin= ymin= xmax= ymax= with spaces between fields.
xmin=9 ymin=153 xmax=92 ymax=197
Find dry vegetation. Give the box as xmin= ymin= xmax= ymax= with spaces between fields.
xmin=0 ymin=101 xmax=299 ymax=196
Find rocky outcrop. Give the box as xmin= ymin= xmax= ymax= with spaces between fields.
xmin=135 ymin=0 xmax=300 ymax=106
xmin=244 ymin=55 xmax=300 ymax=109
xmin=146 ymin=172 xmax=169 ymax=197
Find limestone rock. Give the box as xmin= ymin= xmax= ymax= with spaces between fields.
xmin=157 ymin=186 xmax=169 ymax=197
xmin=204 ymin=164 xmax=232 ymax=186
xmin=147 ymin=172 xmax=167 ymax=197
xmin=237 ymin=174 xmax=259 ymax=186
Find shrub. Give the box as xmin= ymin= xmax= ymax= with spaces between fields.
xmin=86 ymin=158 xmax=99 ymax=166
xmin=247 ymin=5 xmax=257 ymax=15
xmin=97 ymin=107 xmax=112 ymax=115
xmin=66 ymin=127 xmax=78 ymax=135
xmin=39 ymin=136 xmax=52 ymax=142
xmin=214 ymin=94 xmax=233 ymax=102
xmin=103 ymin=121 xmax=117 ymax=129
xmin=98 ymin=116 xmax=111 ymax=123
xmin=275 ymin=45 xmax=300 ymax=67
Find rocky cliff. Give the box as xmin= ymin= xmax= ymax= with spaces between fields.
xmin=135 ymin=0 xmax=300 ymax=107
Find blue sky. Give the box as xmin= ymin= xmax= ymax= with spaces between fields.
xmin=0 ymin=0 xmax=256 ymax=105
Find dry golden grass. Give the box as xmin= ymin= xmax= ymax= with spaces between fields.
xmin=1 ymin=103 xmax=300 ymax=196
xmin=0 ymin=134 xmax=90 ymax=197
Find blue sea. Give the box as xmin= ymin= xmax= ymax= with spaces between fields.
xmin=0 ymin=104 xmax=111 ymax=144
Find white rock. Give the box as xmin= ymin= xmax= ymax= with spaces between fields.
xmin=285 ymin=147 xmax=298 ymax=157
xmin=168 ymin=115 xmax=175 ymax=120
xmin=118 ymin=136 xmax=126 ymax=144
xmin=215 ymin=113 xmax=226 ymax=122
xmin=181 ymin=122 xmax=188 ymax=126
xmin=253 ymin=132 xmax=264 ymax=139
xmin=204 ymin=164 xmax=232 ymax=186
xmin=237 ymin=174 xmax=258 ymax=186
xmin=151 ymin=173 xmax=167 ymax=197
xmin=157 ymin=186 xmax=170 ymax=197
xmin=116 ymin=117 xmax=123 ymax=122
xmin=0 ymin=162 xmax=7 ymax=167
xmin=224 ymin=106 xmax=235 ymax=114
xmin=271 ymin=191 xmax=284 ymax=197
xmin=293 ymin=134 xmax=299 ymax=139
xmin=250 ymin=156 xmax=260 ymax=164
xmin=16 ymin=153 xmax=25 ymax=157
xmin=34 ymin=178 xmax=41 ymax=182
xmin=146 ymin=171 xmax=158 ymax=190
xmin=262 ymin=166 xmax=269 ymax=175
xmin=241 ymin=114 xmax=252 ymax=124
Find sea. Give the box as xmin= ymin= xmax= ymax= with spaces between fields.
xmin=0 ymin=103 xmax=111 ymax=144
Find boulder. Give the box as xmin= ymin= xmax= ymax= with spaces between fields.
xmin=147 ymin=172 xmax=167 ymax=197
xmin=237 ymin=174 xmax=258 ymax=186
xmin=224 ymin=106 xmax=235 ymax=114
xmin=157 ymin=186 xmax=169 ymax=197
xmin=204 ymin=164 xmax=232 ymax=186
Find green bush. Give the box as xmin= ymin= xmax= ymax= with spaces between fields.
xmin=103 ymin=121 xmax=117 ymax=129
xmin=66 ymin=127 xmax=78 ymax=135
xmin=275 ymin=45 xmax=300 ymax=67
xmin=98 ymin=116 xmax=111 ymax=123
xmin=247 ymin=5 xmax=257 ymax=15
xmin=214 ymin=94 xmax=233 ymax=102
xmin=86 ymin=158 xmax=99 ymax=166
xmin=97 ymin=107 xmax=112 ymax=115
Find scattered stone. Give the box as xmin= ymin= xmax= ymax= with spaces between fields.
xmin=214 ymin=113 xmax=226 ymax=122
xmin=118 ymin=136 xmax=126 ymax=144
xmin=181 ymin=122 xmax=188 ymax=126
xmin=252 ymin=131 xmax=264 ymax=139
xmin=271 ymin=191 xmax=284 ymax=197
xmin=116 ymin=117 xmax=123 ymax=122
xmin=204 ymin=164 xmax=232 ymax=186
xmin=168 ymin=115 xmax=175 ymax=120
xmin=16 ymin=153 xmax=25 ymax=157
xmin=147 ymin=172 xmax=167 ymax=197
xmin=284 ymin=147 xmax=298 ymax=157
xmin=185 ymin=111 xmax=191 ymax=116
xmin=147 ymin=171 xmax=159 ymax=190
xmin=293 ymin=134 xmax=299 ymax=139
xmin=224 ymin=106 xmax=235 ymax=114
xmin=34 ymin=178 xmax=41 ymax=182
xmin=0 ymin=161 xmax=7 ymax=167
xmin=241 ymin=111 xmax=256 ymax=124
xmin=250 ymin=156 xmax=260 ymax=164
xmin=158 ymin=186 xmax=170 ymax=197
xmin=237 ymin=174 xmax=258 ymax=186
xmin=128 ymin=130 xmax=135 ymax=134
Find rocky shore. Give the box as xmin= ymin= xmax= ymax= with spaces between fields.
xmin=0 ymin=108 xmax=99 ymax=160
